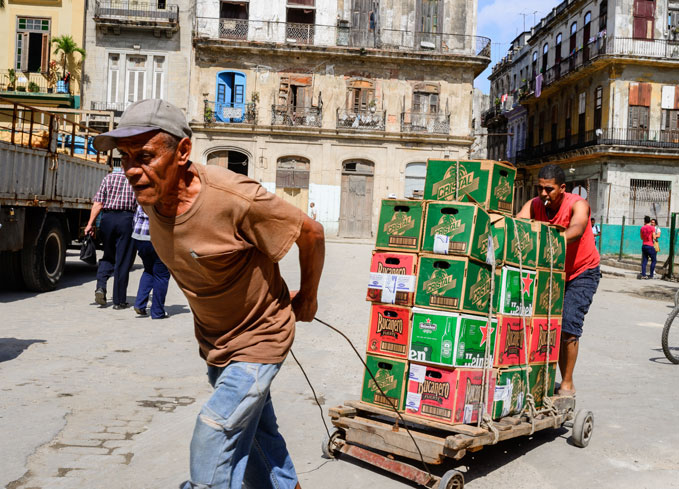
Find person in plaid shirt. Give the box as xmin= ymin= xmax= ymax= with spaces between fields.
xmin=131 ymin=204 xmax=170 ymax=318
xmin=85 ymin=166 xmax=137 ymax=308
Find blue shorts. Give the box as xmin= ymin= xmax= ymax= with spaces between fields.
xmin=562 ymin=266 xmax=601 ymax=338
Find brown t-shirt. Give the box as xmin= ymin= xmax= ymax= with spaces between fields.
xmin=145 ymin=163 xmax=304 ymax=366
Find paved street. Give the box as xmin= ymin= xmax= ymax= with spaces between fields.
xmin=2 ymin=241 xmax=679 ymax=489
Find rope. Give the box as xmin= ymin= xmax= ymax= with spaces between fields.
xmin=544 ymin=231 xmax=555 ymax=406
xmin=455 ymin=160 xmax=460 ymax=201
xmin=478 ymin=233 xmax=497 ymax=428
xmin=311 ymin=317 xmax=433 ymax=486
xmin=481 ymin=412 xmax=500 ymax=444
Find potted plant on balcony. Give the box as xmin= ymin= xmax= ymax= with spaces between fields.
xmin=7 ymin=68 xmax=16 ymax=91
xmin=51 ymin=35 xmax=85 ymax=95
xmin=203 ymin=101 xmax=214 ymax=124
xmin=27 ymin=81 xmax=40 ymax=93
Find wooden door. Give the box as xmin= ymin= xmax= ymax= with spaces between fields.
xmin=339 ymin=161 xmax=374 ymax=238
xmin=417 ymin=0 xmax=441 ymax=48
xmin=207 ymin=150 xmax=229 ymax=168
xmin=351 ymin=0 xmax=372 ymax=46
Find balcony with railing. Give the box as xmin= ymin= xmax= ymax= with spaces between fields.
xmin=271 ymin=105 xmax=321 ymax=127
xmin=400 ymin=111 xmax=450 ymax=134
xmin=0 ymin=70 xmax=76 ymax=107
xmin=336 ymin=108 xmax=386 ymax=131
xmin=194 ymin=18 xmax=491 ymax=59
xmin=94 ymin=1 xmax=179 ymax=30
xmin=90 ymin=101 xmax=128 ymax=115
xmin=204 ymin=100 xmax=257 ymax=125
xmin=516 ymin=127 xmax=679 ymax=163
xmin=522 ymin=36 xmax=679 ymax=101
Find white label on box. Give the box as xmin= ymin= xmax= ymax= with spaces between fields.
xmin=381 ymin=275 xmax=398 ymax=304
xmin=368 ymin=272 xmax=385 ymax=289
xmin=395 ymin=274 xmax=416 ymax=293
xmin=433 ymin=234 xmax=450 ymax=254
xmin=406 ymin=392 xmax=422 ymax=411
xmin=408 ymin=363 xmax=426 ymax=383
xmin=463 ymin=404 xmax=474 ymax=424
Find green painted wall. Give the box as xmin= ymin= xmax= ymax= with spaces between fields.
xmin=598 ymin=224 xmax=679 ymax=256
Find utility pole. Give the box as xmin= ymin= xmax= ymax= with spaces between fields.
xmin=519 ymin=13 xmax=528 ymax=33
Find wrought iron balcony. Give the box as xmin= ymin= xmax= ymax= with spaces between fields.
xmin=0 ymin=70 xmax=51 ymax=94
xmin=400 ymin=112 xmax=450 ymax=134
xmin=90 ymin=101 xmax=128 ymax=116
xmin=194 ymin=18 xmax=491 ymax=58
xmin=336 ymin=108 xmax=386 ymax=131
xmin=94 ymin=1 xmax=179 ymax=29
xmin=516 ymin=127 xmax=679 ymax=163
xmin=271 ymin=105 xmax=321 ymax=127
xmin=204 ymin=100 xmax=256 ymax=124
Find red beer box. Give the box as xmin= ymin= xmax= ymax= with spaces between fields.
xmin=366 ymin=304 xmax=411 ymax=359
xmin=528 ymin=317 xmax=561 ymax=364
xmin=454 ymin=368 xmax=497 ymax=424
xmin=367 ymin=251 xmax=418 ymax=306
xmin=405 ymin=363 xmax=458 ymax=423
xmin=494 ymin=315 xmax=528 ymax=368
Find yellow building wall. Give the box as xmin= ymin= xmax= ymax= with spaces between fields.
xmin=0 ymin=0 xmax=85 ymax=95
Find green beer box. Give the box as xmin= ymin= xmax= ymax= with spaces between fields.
xmin=422 ymin=202 xmax=491 ymax=263
xmin=536 ymin=223 xmax=567 ymax=271
xmin=490 ymin=215 xmax=539 ymax=269
xmin=495 ymin=266 xmax=536 ymax=317
xmin=409 ymin=308 xmax=497 ymax=369
xmin=528 ymin=362 xmax=556 ymax=409
xmin=415 ymin=255 xmax=494 ymax=315
xmin=424 ymin=159 xmax=517 ymax=214
xmin=375 ymin=200 xmax=425 ymax=252
xmin=361 ymin=354 xmax=409 ymax=411
xmin=493 ymin=366 xmax=528 ymax=419
xmin=533 ymin=269 xmax=565 ymax=317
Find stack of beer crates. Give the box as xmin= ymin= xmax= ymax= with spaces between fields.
xmin=361 ymin=159 xmax=567 ymax=427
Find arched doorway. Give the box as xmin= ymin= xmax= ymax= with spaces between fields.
xmin=207 ymin=149 xmax=249 ymax=175
xmin=339 ymin=159 xmax=374 ymax=238
xmin=276 ymin=156 xmax=310 ymax=212
xmin=404 ymin=162 xmax=426 ymax=199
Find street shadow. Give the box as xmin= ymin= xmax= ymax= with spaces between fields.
xmin=649 ymin=348 xmax=678 ymax=365
xmin=0 ymin=338 xmax=46 ymax=363
xmin=624 ymin=285 xmax=677 ymax=302
xmin=165 ymin=304 xmax=190 ymax=316
xmin=327 ymin=426 xmax=569 ymax=487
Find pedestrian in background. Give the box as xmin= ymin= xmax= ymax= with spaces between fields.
xmin=131 ymin=204 xmax=170 ymax=319
xmin=85 ymin=165 xmax=137 ymax=309
xmin=640 ymin=215 xmax=657 ymax=280
xmin=591 ymin=217 xmax=600 ymax=247
xmin=309 ymin=201 xmax=317 ymax=220
xmin=651 ymin=218 xmax=661 ymax=254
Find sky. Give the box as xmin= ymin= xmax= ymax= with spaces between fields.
xmin=475 ymin=0 xmax=561 ymax=94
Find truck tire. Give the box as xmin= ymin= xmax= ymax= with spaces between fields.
xmin=21 ymin=217 xmax=66 ymax=292
xmin=0 ymin=250 xmax=25 ymax=290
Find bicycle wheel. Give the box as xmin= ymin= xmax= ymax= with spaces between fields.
xmin=674 ymin=288 xmax=679 ymax=308
xmin=662 ymin=306 xmax=679 ymax=364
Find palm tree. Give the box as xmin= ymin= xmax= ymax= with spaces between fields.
xmin=51 ymin=35 xmax=86 ymax=75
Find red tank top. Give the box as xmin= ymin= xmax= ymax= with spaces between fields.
xmin=531 ymin=193 xmax=600 ymax=281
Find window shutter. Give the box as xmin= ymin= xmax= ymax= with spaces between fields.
xmin=21 ymin=33 xmax=29 ymax=71
xmin=675 ymin=85 xmax=679 ymax=109
xmin=640 ymin=83 xmax=651 ymax=106
xmin=41 ymin=34 xmax=49 ymax=72
xmin=629 ymin=83 xmax=640 ymax=105
xmin=633 ymin=17 xmax=647 ymax=39
xmin=662 ymin=86 xmax=675 ymax=109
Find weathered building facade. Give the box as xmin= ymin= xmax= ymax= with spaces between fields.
xmin=487 ymin=0 xmax=679 ymax=223
xmin=190 ymin=0 xmax=490 ymax=237
xmin=82 ymin=0 xmax=193 ymax=128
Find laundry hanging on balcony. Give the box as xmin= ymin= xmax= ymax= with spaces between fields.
xmin=535 ymin=74 xmax=543 ymax=98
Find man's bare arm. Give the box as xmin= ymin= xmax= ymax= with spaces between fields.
xmin=291 ymin=215 xmax=325 ymax=322
xmin=565 ymin=199 xmax=590 ymax=244
xmin=516 ymin=199 xmax=533 ymax=219
xmin=84 ymin=202 xmax=103 ymax=236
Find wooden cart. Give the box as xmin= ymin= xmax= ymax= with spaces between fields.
xmin=324 ymin=396 xmax=591 ymax=489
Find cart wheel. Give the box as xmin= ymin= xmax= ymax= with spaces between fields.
xmin=321 ymin=428 xmax=343 ymax=459
xmin=438 ymin=469 xmax=464 ymax=489
xmin=571 ymin=409 xmax=594 ymax=448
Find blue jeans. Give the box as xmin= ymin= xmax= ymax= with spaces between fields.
xmin=133 ymin=239 xmax=170 ymax=318
xmin=181 ymin=362 xmax=298 ymax=489
xmin=641 ymin=244 xmax=657 ymax=278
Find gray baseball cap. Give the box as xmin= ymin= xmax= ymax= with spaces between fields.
xmin=93 ymin=99 xmax=192 ymax=151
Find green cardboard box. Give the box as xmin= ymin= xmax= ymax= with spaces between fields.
xmin=528 ymin=362 xmax=556 ymax=409
xmin=496 ymin=266 xmax=536 ymax=317
xmin=490 ymin=215 xmax=539 ymax=269
xmin=493 ymin=367 xmax=528 ymax=419
xmin=533 ymin=269 xmax=565 ymax=317
xmin=375 ymin=200 xmax=425 ymax=252
xmin=415 ymin=255 xmax=494 ymax=314
xmin=422 ymin=202 xmax=491 ymax=263
xmin=409 ymin=308 xmax=496 ymax=369
xmin=424 ymin=159 xmax=517 ymax=214
xmin=361 ymin=354 xmax=409 ymax=411
xmin=536 ymin=223 xmax=567 ymax=271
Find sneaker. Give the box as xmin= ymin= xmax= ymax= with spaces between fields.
xmin=95 ymin=288 xmax=107 ymax=305
xmin=112 ymin=302 xmax=130 ymax=310
xmin=134 ymin=307 xmax=148 ymax=316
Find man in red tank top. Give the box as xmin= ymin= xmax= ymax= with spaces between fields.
xmin=517 ymin=165 xmax=600 ymax=397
